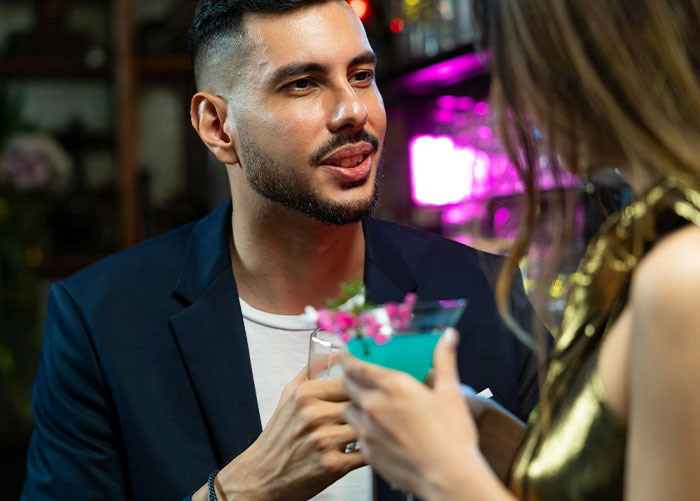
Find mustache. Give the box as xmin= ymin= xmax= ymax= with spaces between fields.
xmin=309 ymin=130 xmax=381 ymax=165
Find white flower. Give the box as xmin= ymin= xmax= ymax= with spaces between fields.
xmin=337 ymin=288 xmax=366 ymax=311
xmin=0 ymin=133 xmax=72 ymax=192
xmin=304 ymin=305 xmax=319 ymax=323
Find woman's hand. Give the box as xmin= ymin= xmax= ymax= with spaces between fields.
xmin=341 ymin=328 xmax=515 ymax=500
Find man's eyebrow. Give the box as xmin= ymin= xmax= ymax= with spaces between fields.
xmin=269 ymin=51 xmax=378 ymax=87
xmin=269 ymin=62 xmax=329 ymax=86
xmin=348 ymin=51 xmax=377 ymax=68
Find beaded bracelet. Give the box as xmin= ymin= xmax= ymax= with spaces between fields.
xmin=208 ymin=469 xmax=220 ymax=501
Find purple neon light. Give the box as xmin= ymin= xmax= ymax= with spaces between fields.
xmin=443 ymin=203 xmax=487 ymax=224
xmin=457 ymin=96 xmax=475 ymax=110
xmin=436 ymin=95 xmax=458 ymax=109
xmin=433 ymin=109 xmax=455 ymax=123
xmin=397 ymin=51 xmax=490 ymax=92
xmin=476 ymin=126 xmax=493 ymax=140
xmin=474 ymin=102 xmax=489 ymax=115
xmin=493 ymin=207 xmax=511 ymax=233
xmin=410 ymin=135 xmax=477 ymax=206
xmin=410 ymin=134 xmax=580 ymax=207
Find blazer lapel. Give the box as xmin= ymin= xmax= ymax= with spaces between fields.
xmin=362 ymin=218 xmax=417 ymax=304
xmin=169 ymin=200 xmax=262 ymax=465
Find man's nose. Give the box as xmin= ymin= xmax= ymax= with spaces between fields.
xmin=327 ymin=84 xmax=369 ymax=136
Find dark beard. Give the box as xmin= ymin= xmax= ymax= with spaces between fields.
xmin=239 ymin=130 xmax=383 ymax=226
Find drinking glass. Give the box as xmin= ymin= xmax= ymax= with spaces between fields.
xmin=308 ymin=298 xmax=467 ymax=382
xmin=346 ymin=298 xmax=467 ymax=382
xmin=308 ymin=329 xmax=346 ymax=380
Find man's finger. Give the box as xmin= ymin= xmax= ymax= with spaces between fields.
xmin=327 ymin=423 xmax=360 ymax=452
xmin=306 ymin=401 xmax=351 ymax=425
xmin=305 ymin=377 xmax=350 ymax=402
xmin=294 ymin=365 xmax=310 ymax=384
xmin=281 ymin=365 xmax=312 ymax=400
xmin=329 ymin=448 xmax=367 ymax=475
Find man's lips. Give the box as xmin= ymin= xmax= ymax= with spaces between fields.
xmin=319 ymin=143 xmax=374 ymax=167
xmin=321 ymin=155 xmax=372 ymax=183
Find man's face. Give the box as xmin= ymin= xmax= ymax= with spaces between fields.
xmin=230 ymin=1 xmax=387 ymax=225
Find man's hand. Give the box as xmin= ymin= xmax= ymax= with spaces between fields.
xmin=193 ymin=366 xmax=364 ymax=501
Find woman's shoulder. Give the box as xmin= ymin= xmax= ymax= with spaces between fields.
xmin=632 ymin=221 xmax=700 ymax=294
xmin=628 ymin=224 xmax=700 ymax=351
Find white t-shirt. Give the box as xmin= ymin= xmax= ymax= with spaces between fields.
xmin=240 ymin=298 xmax=372 ymax=500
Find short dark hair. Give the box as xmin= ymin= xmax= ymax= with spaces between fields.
xmin=187 ymin=0 xmax=339 ymax=87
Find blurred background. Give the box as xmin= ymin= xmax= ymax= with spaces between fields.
xmin=0 ymin=0 xmax=631 ymax=496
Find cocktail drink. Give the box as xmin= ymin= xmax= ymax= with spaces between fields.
xmin=346 ymin=299 xmax=466 ymax=382
xmin=308 ymin=299 xmax=466 ymax=382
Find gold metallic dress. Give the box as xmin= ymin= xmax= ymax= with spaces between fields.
xmin=509 ymin=177 xmax=700 ymax=501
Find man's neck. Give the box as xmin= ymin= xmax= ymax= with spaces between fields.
xmin=229 ymin=202 xmax=366 ymax=316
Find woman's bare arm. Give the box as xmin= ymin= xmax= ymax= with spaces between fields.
xmin=626 ymin=225 xmax=700 ymax=500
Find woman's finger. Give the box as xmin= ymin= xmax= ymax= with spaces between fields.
xmin=342 ymin=370 xmax=367 ymax=405
xmin=433 ymin=328 xmax=461 ymax=392
xmin=340 ymin=352 xmax=388 ymax=389
xmin=343 ymin=402 xmax=364 ymax=434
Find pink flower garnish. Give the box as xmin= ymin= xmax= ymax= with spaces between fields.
xmin=385 ymin=293 xmax=416 ymax=329
xmin=334 ymin=311 xmax=359 ymax=331
xmin=313 ymin=292 xmax=418 ymax=345
xmin=360 ymin=312 xmax=381 ymax=336
xmin=373 ymin=333 xmax=390 ymax=344
xmin=385 ymin=303 xmax=399 ymax=320
xmin=317 ymin=309 xmax=334 ymax=332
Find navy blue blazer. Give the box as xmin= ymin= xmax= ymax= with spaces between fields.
xmin=22 ymin=199 xmax=539 ymax=500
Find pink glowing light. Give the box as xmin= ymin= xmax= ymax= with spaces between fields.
xmin=474 ymin=102 xmax=489 ymax=115
xmin=494 ymin=207 xmax=510 ymax=227
xmin=410 ymin=135 xmax=475 ymax=206
xmin=433 ymin=109 xmax=455 ymax=123
xmin=397 ymin=52 xmax=490 ymax=93
xmin=476 ymin=126 xmax=493 ymax=140
xmin=443 ymin=207 xmax=469 ymax=225
xmin=410 ymin=132 xmax=581 ymax=207
xmin=457 ymin=97 xmax=475 ymax=110
xmin=436 ymin=95 xmax=458 ymax=109
xmin=442 ymin=202 xmax=487 ymax=225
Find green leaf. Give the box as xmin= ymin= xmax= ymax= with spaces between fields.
xmin=325 ymin=280 xmax=365 ymax=310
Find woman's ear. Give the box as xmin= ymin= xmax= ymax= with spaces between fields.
xmin=190 ymin=92 xmax=240 ymax=165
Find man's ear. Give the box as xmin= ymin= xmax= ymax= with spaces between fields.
xmin=190 ymin=92 xmax=240 ymax=165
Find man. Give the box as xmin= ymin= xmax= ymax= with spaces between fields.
xmin=22 ymin=1 xmax=539 ymax=499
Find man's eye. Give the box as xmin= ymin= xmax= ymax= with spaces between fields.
xmin=352 ymin=71 xmax=374 ymax=84
xmin=289 ymin=79 xmax=312 ymax=90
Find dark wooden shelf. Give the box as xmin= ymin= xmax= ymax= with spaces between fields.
xmin=3 ymin=0 xmax=196 ymax=248
xmin=1 ymin=0 xmax=107 ymax=4
xmin=138 ymin=55 xmax=192 ymax=76
xmin=1 ymin=55 xmax=192 ymax=79
xmin=0 ymin=58 xmax=111 ymax=78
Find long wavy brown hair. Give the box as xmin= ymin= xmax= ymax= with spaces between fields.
xmin=474 ymin=0 xmax=700 ymax=363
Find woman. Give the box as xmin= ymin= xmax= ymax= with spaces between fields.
xmin=341 ymin=0 xmax=700 ymax=499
